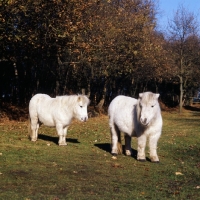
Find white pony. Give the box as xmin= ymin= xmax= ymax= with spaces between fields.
xmin=28 ymin=94 xmax=90 ymax=145
xmin=108 ymin=92 xmax=162 ymax=162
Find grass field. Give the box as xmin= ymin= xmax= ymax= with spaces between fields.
xmin=0 ymin=107 xmax=200 ymax=200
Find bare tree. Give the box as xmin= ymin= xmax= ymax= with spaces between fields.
xmin=168 ymin=5 xmax=199 ymax=113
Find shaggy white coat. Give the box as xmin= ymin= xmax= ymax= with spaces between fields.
xmin=108 ymin=92 xmax=162 ymax=162
xmin=28 ymin=94 xmax=90 ymax=145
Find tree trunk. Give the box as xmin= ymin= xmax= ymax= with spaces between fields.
xmin=13 ymin=62 xmax=20 ymax=104
xmin=55 ymin=80 xmax=60 ymax=96
xmin=81 ymin=88 xmax=85 ymax=95
xmin=179 ymin=48 xmax=184 ymax=114
xmin=142 ymin=81 xmax=148 ymax=92
xmin=87 ymin=82 xmax=91 ymax=98
xmin=179 ymin=76 xmax=183 ymax=113
xmin=94 ymin=80 xmax=107 ymax=115
xmin=133 ymin=80 xmax=138 ymax=97
xmin=155 ymin=80 xmax=158 ymax=93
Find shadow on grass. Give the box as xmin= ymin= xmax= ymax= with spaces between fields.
xmin=94 ymin=143 xmax=138 ymax=160
xmin=38 ymin=134 xmax=80 ymax=145
xmin=184 ymin=105 xmax=200 ymax=112
xmin=94 ymin=143 xmax=110 ymax=153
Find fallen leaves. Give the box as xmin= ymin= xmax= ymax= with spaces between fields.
xmin=175 ymin=172 xmax=184 ymax=176
xmin=112 ymin=156 xmax=117 ymax=160
xmin=111 ymin=163 xmax=123 ymax=168
xmin=196 ymin=162 xmax=200 ymax=168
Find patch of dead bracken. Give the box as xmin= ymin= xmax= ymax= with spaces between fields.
xmin=0 ymin=102 xmax=29 ymax=122
xmin=0 ymin=102 xmax=199 ymax=125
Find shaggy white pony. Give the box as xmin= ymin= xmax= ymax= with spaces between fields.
xmin=28 ymin=94 xmax=90 ymax=145
xmin=108 ymin=92 xmax=162 ymax=162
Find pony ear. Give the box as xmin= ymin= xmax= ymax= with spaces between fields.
xmin=87 ymin=99 xmax=91 ymax=106
xmin=139 ymin=93 xmax=143 ymax=98
xmin=155 ymin=93 xmax=160 ymax=99
xmin=77 ymin=96 xmax=81 ymax=102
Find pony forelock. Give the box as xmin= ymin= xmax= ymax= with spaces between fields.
xmin=139 ymin=92 xmax=159 ymax=103
xmin=77 ymin=94 xmax=90 ymax=105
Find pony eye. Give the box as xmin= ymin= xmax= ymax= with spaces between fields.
xmin=80 ymin=105 xmax=83 ymax=108
xmin=151 ymin=105 xmax=154 ymax=108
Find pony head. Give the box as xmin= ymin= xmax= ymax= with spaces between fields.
xmin=74 ymin=95 xmax=90 ymax=122
xmin=137 ymin=92 xmax=160 ymax=126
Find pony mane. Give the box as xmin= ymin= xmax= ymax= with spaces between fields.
xmin=139 ymin=92 xmax=158 ymax=103
xmin=56 ymin=94 xmax=90 ymax=107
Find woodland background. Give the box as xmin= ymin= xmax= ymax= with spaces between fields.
xmin=1 ymin=0 xmax=200 ymax=113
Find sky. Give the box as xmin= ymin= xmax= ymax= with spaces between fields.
xmin=156 ymin=0 xmax=200 ymax=32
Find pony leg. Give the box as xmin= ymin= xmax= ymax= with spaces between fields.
xmin=56 ymin=124 xmax=67 ymax=146
xmin=149 ymin=134 xmax=160 ymax=163
xmin=137 ymin=134 xmax=147 ymax=161
xmin=30 ymin=118 xmax=39 ymax=142
xmin=110 ymin=124 xmax=122 ymax=155
xmin=124 ymin=134 xmax=132 ymax=156
xmin=62 ymin=126 xmax=69 ymax=145
xmin=35 ymin=123 xmax=39 ymax=140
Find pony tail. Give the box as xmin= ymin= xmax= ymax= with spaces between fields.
xmin=116 ymin=127 xmax=122 ymax=154
xmin=28 ymin=115 xmax=32 ymax=140
xmin=117 ymin=135 xmax=122 ymax=154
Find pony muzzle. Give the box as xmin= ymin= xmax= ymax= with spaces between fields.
xmin=140 ymin=117 xmax=149 ymax=126
xmin=81 ymin=116 xmax=88 ymax=122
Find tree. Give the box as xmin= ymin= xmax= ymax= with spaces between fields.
xmin=168 ymin=5 xmax=200 ymax=113
xmin=1 ymin=0 xmax=93 ymax=102
xmin=1 ymin=0 xmax=174 ymax=106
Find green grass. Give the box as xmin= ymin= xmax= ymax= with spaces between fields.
xmin=0 ymin=109 xmax=200 ymax=200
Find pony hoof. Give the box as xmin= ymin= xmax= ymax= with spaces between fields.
xmin=151 ymin=161 xmax=160 ymax=163
xmin=125 ymin=150 xmax=132 ymax=156
xmin=112 ymin=153 xmax=118 ymax=156
xmin=59 ymin=143 xmax=67 ymax=146
xmin=138 ymin=159 xmax=146 ymax=162
xmin=31 ymin=139 xmax=37 ymax=142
